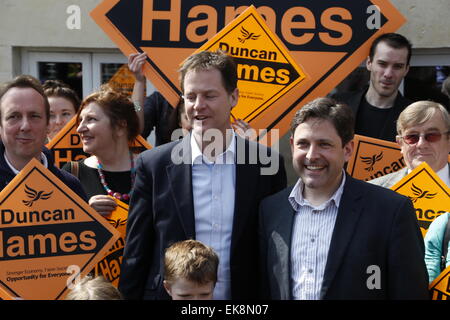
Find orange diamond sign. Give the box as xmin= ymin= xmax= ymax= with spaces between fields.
xmin=430 ymin=265 xmax=450 ymax=300
xmin=191 ymin=6 xmax=306 ymax=122
xmin=93 ymin=200 xmax=129 ymax=287
xmin=0 ymin=159 xmax=121 ymax=300
xmin=391 ymin=162 xmax=450 ymax=237
xmin=346 ymin=134 xmax=406 ymax=181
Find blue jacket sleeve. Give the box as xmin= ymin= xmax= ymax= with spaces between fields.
xmin=424 ymin=212 xmax=450 ymax=283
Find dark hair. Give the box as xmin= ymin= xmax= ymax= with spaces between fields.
xmin=0 ymin=75 xmax=50 ymax=123
xmin=369 ymin=33 xmax=412 ymax=65
xmin=43 ymin=80 xmax=81 ymax=112
xmin=179 ymin=50 xmax=237 ymax=94
xmin=77 ymin=84 xmax=139 ymax=142
xmin=290 ymin=97 xmax=355 ymax=146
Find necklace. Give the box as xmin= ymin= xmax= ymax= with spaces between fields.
xmin=97 ymin=151 xmax=136 ymax=201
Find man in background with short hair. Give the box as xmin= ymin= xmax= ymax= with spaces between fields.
xmin=334 ymin=33 xmax=412 ymax=142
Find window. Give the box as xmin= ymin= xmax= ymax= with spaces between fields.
xmin=22 ymin=50 xmax=156 ymax=98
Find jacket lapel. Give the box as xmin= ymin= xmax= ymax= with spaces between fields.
xmin=166 ymin=136 xmax=196 ymax=239
xmin=276 ymin=188 xmax=295 ymax=299
xmin=320 ymin=175 xmax=364 ymax=299
xmin=230 ymin=137 xmax=257 ymax=252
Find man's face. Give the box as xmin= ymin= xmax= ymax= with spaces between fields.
xmin=0 ymin=87 xmax=48 ymax=166
xmin=183 ymin=68 xmax=238 ymax=139
xmin=291 ymin=118 xmax=353 ymax=198
xmin=397 ymin=112 xmax=450 ymax=172
xmin=366 ymin=41 xmax=409 ymax=99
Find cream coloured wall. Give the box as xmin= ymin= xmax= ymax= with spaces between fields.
xmin=393 ymin=0 xmax=450 ymax=48
xmin=0 ymin=0 xmax=449 ymax=82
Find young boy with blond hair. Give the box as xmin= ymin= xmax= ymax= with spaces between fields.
xmin=163 ymin=240 xmax=219 ymax=300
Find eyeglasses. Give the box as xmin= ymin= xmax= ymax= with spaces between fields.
xmin=399 ymin=131 xmax=449 ymax=145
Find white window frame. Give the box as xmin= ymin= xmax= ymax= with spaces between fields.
xmin=92 ymin=53 xmax=127 ymax=91
xmin=92 ymin=52 xmax=156 ymax=94
xmin=24 ymin=51 xmax=92 ymax=97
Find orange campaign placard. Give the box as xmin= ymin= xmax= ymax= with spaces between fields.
xmin=90 ymin=0 xmax=406 ymax=144
xmin=429 ymin=265 xmax=450 ymax=300
xmin=93 ymin=200 xmax=128 ymax=287
xmin=347 ymin=134 xmax=405 ymax=181
xmin=0 ymin=286 xmax=16 ymax=300
xmin=0 ymin=159 xmax=121 ymax=300
xmin=391 ymin=162 xmax=450 ymax=237
xmin=46 ymin=116 xmax=152 ymax=168
xmin=191 ymin=6 xmax=306 ymax=125
xmin=108 ymin=64 xmax=135 ymax=97
xmin=46 ymin=117 xmax=87 ymax=169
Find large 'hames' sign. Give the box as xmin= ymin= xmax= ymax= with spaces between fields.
xmin=0 ymin=159 xmax=121 ymax=300
xmin=91 ymin=0 xmax=405 ymax=142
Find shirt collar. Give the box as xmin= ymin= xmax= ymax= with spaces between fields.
xmin=191 ymin=131 xmax=236 ymax=165
xmin=4 ymin=152 xmax=48 ymax=175
xmin=289 ymin=170 xmax=347 ymax=211
xmin=406 ymin=163 xmax=450 ymax=187
xmin=436 ymin=163 xmax=450 ymax=187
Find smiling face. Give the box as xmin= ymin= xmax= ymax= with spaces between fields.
xmin=397 ymin=111 xmax=450 ymax=172
xmin=164 ymin=278 xmax=214 ymax=300
xmin=0 ymin=87 xmax=48 ymax=169
xmin=76 ymin=102 xmax=117 ymax=156
xmin=47 ymin=96 xmax=76 ymax=140
xmin=183 ymin=68 xmax=238 ymax=141
xmin=366 ymin=41 xmax=409 ymax=99
xmin=291 ymin=118 xmax=353 ymax=200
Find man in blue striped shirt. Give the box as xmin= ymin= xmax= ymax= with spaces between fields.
xmin=259 ymin=97 xmax=429 ymax=300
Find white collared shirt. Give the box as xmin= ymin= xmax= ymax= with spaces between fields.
xmin=406 ymin=163 xmax=450 ymax=187
xmin=436 ymin=164 xmax=450 ymax=187
xmin=191 ymin=132 xmax=236 ymax=300
xmin=288 ymin=171 xmax=346 ymax=300
xmin=4 ymin=152 xmax=48 ymax=174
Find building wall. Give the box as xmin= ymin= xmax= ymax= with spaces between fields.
xmin=393 ymin=0 xmax=450 ymax=48
xmin=1 ymin=0 xmax=449 ymax=81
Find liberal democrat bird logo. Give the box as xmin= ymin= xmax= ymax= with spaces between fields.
xmin=238 ymin=26 xmax=261 ymax=43
xmin=360 ymin=152 xmax=384 ymax=171
xmin=408 ymin=183 xmax=437 ymax=203
xmin=22 ymin=184 xmax=53 ymax=207
xmin=106 ymin=217 xmax=127 ymax=229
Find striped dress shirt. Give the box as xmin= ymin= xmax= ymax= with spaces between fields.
xmin=288 ymin=172 xmax=346 ymax=300
xmin=191 ymin=132 xmax=236 ymax=300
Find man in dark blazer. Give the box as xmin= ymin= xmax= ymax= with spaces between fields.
xmin=333 ymin=33 xmax=412 ymax=142
xmin=119 ymin=50 xmax=286 ymax=300
xmin=259 ymin=97 xmax=429 ymax=300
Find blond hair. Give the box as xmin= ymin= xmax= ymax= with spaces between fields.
xmin=65 ymin=275 xmax=122 ymax=300
xmin=396 ymin=100 xmax=450 ymax=135
xmin=164 ymin=240 xmax=219 ymax=285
